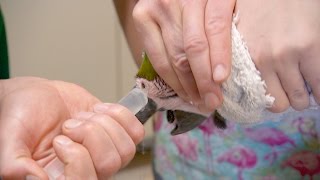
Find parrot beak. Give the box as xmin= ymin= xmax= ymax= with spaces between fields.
xmin=135 ymin=98 xmax=157 ymax=124
xmin=135 ymin=99 xmax=207 ymax=135
xmin=169 ymin=110 xmax=207 ymax=135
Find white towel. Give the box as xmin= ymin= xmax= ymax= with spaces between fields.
xmin=219 ymin=21 xmax=319 ymax=125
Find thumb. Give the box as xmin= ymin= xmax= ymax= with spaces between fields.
xmin=0 ymin=135 xmax=48 ymax=179
xmin=0 ymin=155 xmax=48 ymax=179
xmin=52 ymin=135 xmax=97 ymax=179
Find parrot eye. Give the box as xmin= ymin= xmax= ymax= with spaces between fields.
xmin=141 ymin=82 xmax=146 ymax=89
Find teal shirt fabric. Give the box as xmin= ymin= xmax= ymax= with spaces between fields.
xmin=153 ymin=111 xmax=320 ymax=180
xmin=0 ymin=7 xmax=9 ymax=79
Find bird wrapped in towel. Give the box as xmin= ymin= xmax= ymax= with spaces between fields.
xmin=134 ymin=53 xmax=226 ymax=135
xmin=134 ymin=20 xmax=320 ymax=135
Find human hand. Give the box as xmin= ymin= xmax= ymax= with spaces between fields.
xmin=0 ymin=77 xmax=144 ymax=179
xmin=235 ymin=0 xmax=320 ymax=112
xmin=132 ymin=0 xmax=236 ymax=112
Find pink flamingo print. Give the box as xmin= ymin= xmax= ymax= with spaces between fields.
xmin=217 ymin=146 xmax=257 ymax=180
xmin=282 ymin=151 xmax=320 ymax=180
xmin=198 ymin=118 xmax=215 ymax=174
xmin=244 ymin=127 xmax=296 ymax=164
xmin=198 ymin=117 xmax=215 ymax=137
xmin=154 ymin=146 xmax=174 ymax=173
xmin=172 ymin=133 xmax=198 ymax=161
xmin=172 ymin=133 xmax=198 ymax=179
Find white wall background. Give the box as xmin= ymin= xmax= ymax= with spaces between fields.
xmin=0 ymin=2 xmax=154 ymax=178
xmin=0 ymin=0 xmax=138 ymax=103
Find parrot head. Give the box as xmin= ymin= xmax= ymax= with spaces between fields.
xmin=134 ymin=52 xmax=226 ymax=135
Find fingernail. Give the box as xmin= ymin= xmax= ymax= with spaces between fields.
xmin=94 ymin=103 xmax=111 ymax=113
xmin=55 ymin=136 xmax=72 ymax=146
xmin=204 ymin=93 xmax=219 ymax=111
xmin=64 ymin=119 xmax=83 ymax=129
xmin=213 ymin=64 xmax=226 ymax=82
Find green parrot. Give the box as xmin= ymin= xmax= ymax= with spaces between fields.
xmin=135 ymin=52 xmax=226 ymax=135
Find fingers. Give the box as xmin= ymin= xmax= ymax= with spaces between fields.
xmin=303 ymin=67 xmax=320 ymax=104
xmin=133 ymin=0 xmax=223 ymax=112
xmin=159 ymin=0 xmax=201 ymax=104
xmin=205 ymin=0 xmax=235 ymax=83
xmin=132 ymin=1 xmax=188 ymax=101
xmin=0 ymin=157 xmax=48 ymax=180
xmin=182 ymin=0 xmax=222 ymax=111
xmin=53 ymin=135 xmax=97 ymax=179
xmin=264 ymin=73 xmax=290 ymax=113
xmin=93 ymin=103 xmax=145 ymax=144
xmin=254 ymin=56 xmax=290 ymax=112
xmin=300 ymin=50 xmax=320 ymax=104
xmin=0 ymin=125 xmax=47 ymax=179
xmin=276 ymin=59 xmax=309 ymax=110
xmin=77 ymin=111 xmax=137 ymax=168
xmin=62 ymin=118 xmax=121 ymax=179
xmin=61 ymin=103 xmax=144 ymax=179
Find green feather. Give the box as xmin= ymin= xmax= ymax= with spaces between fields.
xmin=136 ymin=52 xmax=158 ymax=81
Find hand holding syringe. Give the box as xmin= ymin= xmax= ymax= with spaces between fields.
xmin=38 ymin=84 xmax=205 ymax=179
xmin=40 ymin=88 xmax=148 ymax=179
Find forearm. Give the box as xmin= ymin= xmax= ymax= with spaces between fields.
xmin=113 ymin=0 xmax=144 ymax=65
xmin=0 ymin=79 xmax=5 ymax=101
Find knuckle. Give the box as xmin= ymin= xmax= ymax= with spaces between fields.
xmin=205 ymin=15 xmax=228 ymax=36
xmin=132 ymin=4 xmax=149 ymax=23
xmin=272 ymin=45 xmax=294 ymax=61
xmin=67 ymin=143 xmax=89 ymax=160
xmin=158 ymin=0 xmax=171 ymax=8
xmin=131 ymin=124 xmax=145 ymax=144
xmin=297 ymin=40 xmax=313 ymax=52
xmin=171 ymin=54 xmax=192 ymax=73
xmin=109 ymin=104 xmax=132 ymax=118
xmin=83 ymin=121 xmax=99 ymax=133
xmin=90 ymin=113 xmax=111 ymax=124
xmin=272 ymin=40 xmax=313 ymax=62
xmin=250 ymin=46 xmax=272 ymax=69
xmin=119 ymin=144 xmax=136 ymax=166
xmin=184 ymin=35 xmax=207 ymax=54
xmin=97 ymin=154 xmax=122 ymax=177
xmin=294 ymin=33 xmax=315 ymax=53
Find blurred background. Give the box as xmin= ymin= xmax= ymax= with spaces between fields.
xmin=0 ymin=0 xmax=154 ymax=179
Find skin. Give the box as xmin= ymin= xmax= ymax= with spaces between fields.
xmin=115 ymin=0 xmax=320 ymax=114
xmin=128 ymin=0 xmax=236 ymax=113
xmin=235 ymin=0 xmax=320 ymax=112
xmin=0 ymin=77 xmax=145 ymax=179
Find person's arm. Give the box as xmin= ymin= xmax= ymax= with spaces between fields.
xmin=114 ymin=0 xmax=236 ymax=113
xmin=115 ymin=0 xmax=320 ymax=114
xmin=114 ymin=0 xmax=144 ymax=65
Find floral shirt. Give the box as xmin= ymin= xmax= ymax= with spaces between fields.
xmin=152 ymin=111 xmax=320 ymax=180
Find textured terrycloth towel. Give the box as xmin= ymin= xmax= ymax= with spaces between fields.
xmin=220 ymin=21 xmax=319 ymax=125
